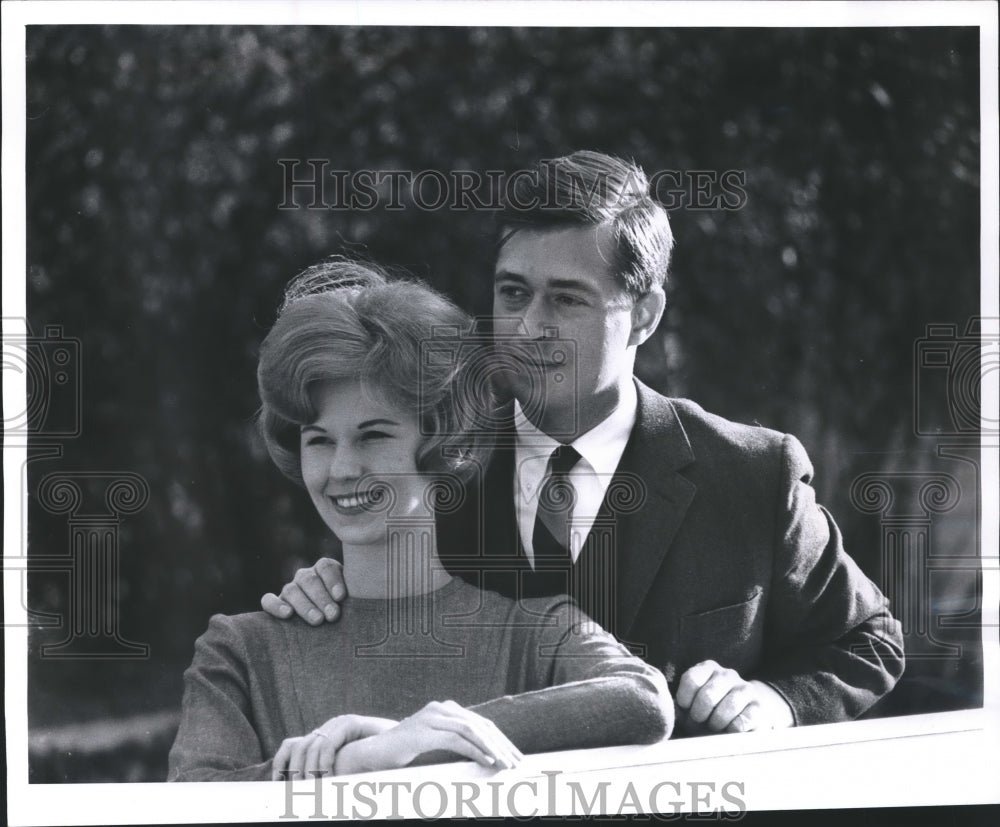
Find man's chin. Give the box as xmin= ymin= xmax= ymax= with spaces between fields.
xmin=514 ymin=399 xmax=579 ymax=440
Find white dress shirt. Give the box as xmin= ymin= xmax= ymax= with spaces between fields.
xmin=513 ymin=381 xmax=638 ymax=567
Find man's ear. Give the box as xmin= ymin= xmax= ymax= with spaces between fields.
xmin=628 ymin=289 xmax=666 ymax=347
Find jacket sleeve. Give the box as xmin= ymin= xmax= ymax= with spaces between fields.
xmin=469 ymin=599 xmax=673 ymax=751
xmin=755 ymin=434 xmax=905 ymax=724
xmin=167 ymin=614 xmax=275 ymax=781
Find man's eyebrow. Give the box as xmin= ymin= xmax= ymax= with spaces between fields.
xmin=548 ymin=278 xmax=600 ymax=295
xmin=493 ymin=270 xmax=527 ymax=283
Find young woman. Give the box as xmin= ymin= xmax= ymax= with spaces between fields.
xmin=167 ymin=260 xmax=672 ymax=781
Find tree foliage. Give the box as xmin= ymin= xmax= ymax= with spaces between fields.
xmin=23 ymin=25 xmax=981 ymax=769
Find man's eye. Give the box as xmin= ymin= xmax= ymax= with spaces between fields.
xmin=497 ymin=285 xmax=528 ymax=301
xmin=555 ymin=294 xmax=586 ymax=307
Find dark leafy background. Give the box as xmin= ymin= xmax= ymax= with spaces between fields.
xmin=22 ymin=25 xmax=982 ymax=782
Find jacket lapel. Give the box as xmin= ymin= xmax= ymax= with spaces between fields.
xmin=604 ymin=381 xmax=697 ymax=637
xmin=447 ymin=385 xmax=697 ymax=625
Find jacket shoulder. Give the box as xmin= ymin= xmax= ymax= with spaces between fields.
xmin=671 ymin=397 xmax=782 ymax=447
xmin=649 ymin=392 xmax=812 ymax=488
xmin=638 ymin=382 xmax=786 ymax=458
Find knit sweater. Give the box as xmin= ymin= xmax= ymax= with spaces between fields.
xmin=168 ymin=577 xmax=672 ymax=781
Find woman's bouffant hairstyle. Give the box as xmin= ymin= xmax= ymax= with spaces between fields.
xmin=257 ymin=257 xmax=490 ymax=486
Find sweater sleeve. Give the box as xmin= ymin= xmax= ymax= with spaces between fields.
xmin=167 ymin=614 xmax=275 ymax=782
xmin=468 ymin=599 xmax=673 ymax=752
xmin=755 ymin=434 xmax=905 ymax=724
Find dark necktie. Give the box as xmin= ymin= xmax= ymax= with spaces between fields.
xmin=532 ymin=445 xmax=582 ymax=562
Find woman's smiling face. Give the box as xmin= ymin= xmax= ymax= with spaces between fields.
xmin=300 ymin=380 xmax=426 ymax=548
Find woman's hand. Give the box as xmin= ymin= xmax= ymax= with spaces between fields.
xmin=334 ymin=701 xmax=523 ymax=775
xmin=271 ymin=714 xmax=396 ymax=781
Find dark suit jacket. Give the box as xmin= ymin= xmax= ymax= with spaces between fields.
xmin=437 ymin=380 xmax=904 ymax=725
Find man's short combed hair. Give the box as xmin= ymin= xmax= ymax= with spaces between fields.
xmin=257 ymin=258 xmax=489 ymax=485
xmin=498 ymin=150 xmax=674 ymax=296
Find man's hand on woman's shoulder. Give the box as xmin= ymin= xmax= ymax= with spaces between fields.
xmin=261 ymin=557 xmax=346 ymax=625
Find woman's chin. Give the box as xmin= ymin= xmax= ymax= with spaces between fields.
xmin=319 ymin=512 xmax=382 ymax=545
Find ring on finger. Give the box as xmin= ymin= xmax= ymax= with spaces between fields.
xmin=311 ymin=729 xmax=331 ymax=740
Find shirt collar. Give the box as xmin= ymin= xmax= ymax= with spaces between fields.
xmin=513 ymin=380 xmax=638 ymax=483
xmin=571 ymin=380 xmax=638 ymax=478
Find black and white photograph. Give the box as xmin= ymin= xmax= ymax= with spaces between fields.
xmin=3 ymin=1 xmax=998 ymax=824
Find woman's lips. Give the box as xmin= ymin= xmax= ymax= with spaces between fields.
xmin=328 ymin=489 xmax=381 ymax=515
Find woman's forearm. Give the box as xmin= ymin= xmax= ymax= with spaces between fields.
xmin=170 ymin=759 xmax=275 ymax=782
xmin=332 ymin=738 xmax=372 ymax=775
xmin=469 ymin=673 xmax=672 ymax=754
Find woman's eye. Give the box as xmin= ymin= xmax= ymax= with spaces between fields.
xmin=361 ymin=431 xmax=391 ymax=442
xmin=303 ymin=434 xmax=333 ymax=447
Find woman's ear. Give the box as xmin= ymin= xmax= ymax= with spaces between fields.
xmin=627 ymin=289 xmax=666 ymax=347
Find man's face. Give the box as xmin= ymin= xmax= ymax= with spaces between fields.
xmin=492 ymin=224 xmax=640 ymax=437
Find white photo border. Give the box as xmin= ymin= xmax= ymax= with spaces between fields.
xmin=4 ymin=1 xmax=999 ymax=823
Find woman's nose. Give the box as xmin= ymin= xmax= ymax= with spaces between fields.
xmin=327 ymin=445 xmax=363 ymax=480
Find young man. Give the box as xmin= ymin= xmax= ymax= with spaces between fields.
xmin=262 ymin=151 xmax=903 ymax=735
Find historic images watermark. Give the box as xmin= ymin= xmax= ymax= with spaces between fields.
xmin=2 ymin=318 xmax=150 ymax=659
xmin=413 ymin=320 xmax=648 ymax=650
xmin=418 ymin=317 xmax=580 ymax=438
xmin=321 ymin=466 xmax=647 ymax=661
xmin=2 ymin=321 xmax=81 ymax=439
xmin=914 ymin=317 xmax=998 ymax=437
xmin=279 ymin=770 xmax=747 ymax=820
xmin=850 ymin=316 xmax=998 ymax=661
xmin=277 ymin=161 xmax=749 ymax=212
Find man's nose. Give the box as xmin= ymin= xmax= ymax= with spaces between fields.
xmin=517 ymin=297 xmax=556 ymax=339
